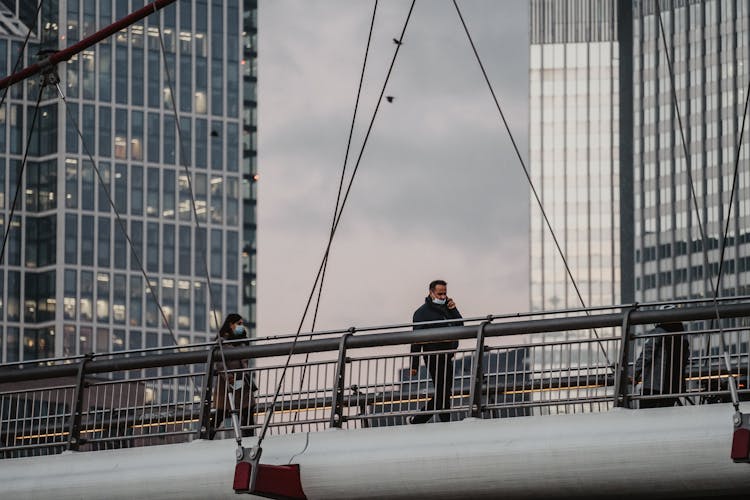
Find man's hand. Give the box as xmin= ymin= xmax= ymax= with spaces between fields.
xmin=447 ymin=298 xmax=456 ymax=309
xmin=410 ymin=368 xmax=417 ymax=376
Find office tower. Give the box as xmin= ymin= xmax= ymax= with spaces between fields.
xmin=529 ymin=0 xmax=623 ymax=315
xmin=633 ymin=0 xmax=750 ymax=304
xmin=528 ymin=1 xmax=631 ymax=416
xmin=0 ymin=0 xmax=257 ymax=363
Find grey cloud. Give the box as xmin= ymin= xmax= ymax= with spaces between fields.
xmin=258 ymin=1 xmax=530 ymax=334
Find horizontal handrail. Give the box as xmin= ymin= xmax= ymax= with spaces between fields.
xmin=2 ymin=301 xmax=749 ymax=383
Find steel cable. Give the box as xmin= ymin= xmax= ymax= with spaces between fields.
xmin=150 ymin=2 xmax=243 ymax=441
xmin=152 ymin=2 xmax=221 ymax=332
xmin=655 ymin=1 xmax=713 ymax=298
xmin=0 ymin=0 xmax=43 ymax=113
xmin=0 ymin=81 xmax=44 ymax=267
xmin=451 ymin=0 xmax=612 ymax=368
xmin=254 ymin=0 xmax=417 ymax=451
xmin=651 ymin=1 xmax=750 ymax=409
xmin=0 ymin=0 xmax=43 ymax=265
xmin=293 ymin=0 xmax=379 ymax=425
xmin=55 ymin=83 xmax=181 ymax=350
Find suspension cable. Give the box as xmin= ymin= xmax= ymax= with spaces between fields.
xmin=716 ymin=19 xmax=750 ymax=324
xmin=0 ymin=0 xmax=43 ymax=113
xmin=655 ymin=1 xmax=713 ymax=297
xmin=0 ymin=0 xmax=43 ymax=265
xmin=254 ymin=0 xmax=417 ymax=451
xmin=151 ymin=3 xmax=244 ymax=441
xmin=0 ymin=4 xmax=194 ymax=391
xmin=311 ymin=2 xmax=379 ymax=331
xmin=54 ymin=83 xmax=181 ymax=350
xmin=715 ymin=53 xmax=750 ymax=302
xmin=152 ymin=2 xmax=221 ymax=332
xmin=698 ymin=3 xmax=750 ymax=410
xmin=0 ymin=0 xmax=177 ymax=91
xmin=451 ymin=0 xmax=612 ymax=367
xmin=0 ymin=2 xmax=184 ymax=354
xmin=654 ymin=1 xmax=748 ymax=410
xmin=0 ymin=82 xmax=44 ymax=266
xmin=295 ymin=0 xmax=379 ymax=417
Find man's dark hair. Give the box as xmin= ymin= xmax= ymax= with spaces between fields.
xmin=429 ymin=279 xmax=447 ymax=291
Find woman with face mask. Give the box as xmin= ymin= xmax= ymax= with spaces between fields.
xmin=211 ymin=313 xmax=257 ymax=438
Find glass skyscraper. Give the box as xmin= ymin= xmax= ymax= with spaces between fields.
xmin=633 ymin=0 xmax=750 ymax=304
xmin=529 ymin=0 xmax=622 ymax=314
xmin=530 ymin=0 xmax=750 ymax=374
xmin=0 ymin=0 xmax=257 ymax=364
xmin=527 ymin=1 xmax=625 ymax=415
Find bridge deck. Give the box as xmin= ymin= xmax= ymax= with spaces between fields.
xmin=1 ymin=300 xmax=750 ymax=467
xmin=1 ymin=403 xmax=749 ymax=499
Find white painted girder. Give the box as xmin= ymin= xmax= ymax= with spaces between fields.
xmin=2 ymin=403 xmax=750 ymax=499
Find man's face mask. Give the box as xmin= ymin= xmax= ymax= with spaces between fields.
xmin=432 ymin=298 xmax=446 ymax=305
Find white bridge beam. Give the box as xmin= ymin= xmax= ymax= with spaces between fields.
xmin=3 ymin=403 xmax=750 ymax=499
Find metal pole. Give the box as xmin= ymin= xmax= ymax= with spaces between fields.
xmin=197 ymin=348 xmax=216 ymax=440
xmin=613 ymin=306 xmax=636 ymax=408
xmin=469 ymin=320 xmax=490 ymax=419
xmin=719 ymin=333 xmax=741 ymax=412
xmin=330 ymin=329 xmax=354 ymax=428
xmin=67 ymin=353 xmax=94 ymax=451
xmin=0 ymin=0 xmax=177 ymax=91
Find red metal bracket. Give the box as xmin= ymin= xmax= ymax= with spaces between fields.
xmin=731 ymin=411 xmax=750 ymax=463
xmin=233 ymin=462 xmax=306 ymax=499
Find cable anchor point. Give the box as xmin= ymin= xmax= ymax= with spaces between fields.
xmin=36 ymin=48 xmax=60 ymax=87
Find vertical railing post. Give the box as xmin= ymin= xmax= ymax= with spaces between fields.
xmin=469 ymin=320 xmax=490 ymax=419
xmin=68 ymin=353 xmax=94 ymax=451
xmin=329 ymin=328 xmax=354 ymax=428
xmin=613 ymin=306 xmax=636 ymax=408
xmin=197 ymin=347 xmax=217 ymax=439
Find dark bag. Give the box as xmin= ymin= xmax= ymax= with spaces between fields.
xmin=243 ymin=374 xmax=258 ymax=392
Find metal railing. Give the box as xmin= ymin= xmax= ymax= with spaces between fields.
xmin=3 ymin=298 xmax=750 ymax=458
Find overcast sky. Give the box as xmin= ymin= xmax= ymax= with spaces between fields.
xmin=257 ymin=1 xmax=529 ymax=336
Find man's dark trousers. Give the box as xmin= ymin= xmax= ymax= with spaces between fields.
xmin=412 ymin=352 xmax=454 ymax=424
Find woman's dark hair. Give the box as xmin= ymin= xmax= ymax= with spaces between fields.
xmin=219 ymin=313 xmax=243 ymax=338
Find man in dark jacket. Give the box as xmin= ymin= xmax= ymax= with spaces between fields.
xmin=633 ymin=309 xmax=689 ymax=409
xmin=409 ymin=279 xmax=463 ymax=424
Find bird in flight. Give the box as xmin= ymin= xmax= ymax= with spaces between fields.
xmin=392 ymin=38 xmax=402 ymax=46
xmin=386 ymin=96 xmax=395 ymax=103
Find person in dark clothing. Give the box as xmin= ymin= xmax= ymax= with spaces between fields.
xmin=633 ymin=307 xmax=689 ymax=409
xmin=211 ymin=313 xmax=257 ymax=438
xmin=409 ymin=279 xmax=463 ymax=424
